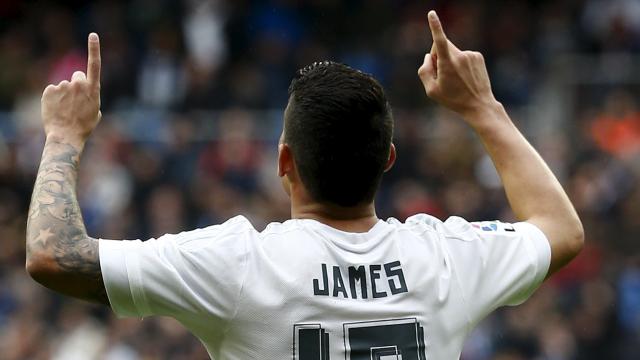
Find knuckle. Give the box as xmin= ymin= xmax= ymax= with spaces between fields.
xmin=458 ymin=52 xmax=478 ymax=64
xmin=425 ymin=83 xmax=437 ymax=97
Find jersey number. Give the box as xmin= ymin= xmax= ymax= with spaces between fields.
xmin=294 ymin=318 xmax=426 ymax=360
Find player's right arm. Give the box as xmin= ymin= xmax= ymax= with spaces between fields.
xmin=418 ymin=11 xmax=583 ymax=277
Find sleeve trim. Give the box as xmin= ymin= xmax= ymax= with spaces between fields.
xmin=99 ymin=239 xmax=142 ymax=317
xmin=514 ymin=222 xmax=552 ymax=298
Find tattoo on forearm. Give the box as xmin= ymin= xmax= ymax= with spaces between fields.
xmin=26 ymin=140 xmax=108 ymax=304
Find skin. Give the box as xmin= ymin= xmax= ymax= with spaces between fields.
xmin=26 ymin=33 xmax=108 ymax=304
xmin=26 ymin=11 xmax=583 ymax=304
xmin=416 ymin=11 xmax=583 ymax=275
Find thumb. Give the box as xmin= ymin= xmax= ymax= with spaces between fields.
xmin=418 ymin=53 xmax=436 ymax=81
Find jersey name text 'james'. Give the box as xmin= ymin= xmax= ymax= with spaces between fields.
xmin=313 ymin=260 xmax=408 ymax=299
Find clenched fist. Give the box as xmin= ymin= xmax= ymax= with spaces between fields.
xmin=419 ymin=11 xmax=499 ymax=123
xmin=41 ymin=33 xmax=101 ymax=146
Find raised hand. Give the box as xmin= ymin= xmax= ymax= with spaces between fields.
xmin=418 ymin=11 xmax=498 ymax=122
xmin=41 ymin=33 xmax=102 ymax=147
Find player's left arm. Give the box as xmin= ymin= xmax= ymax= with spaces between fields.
xmin=25 ymin=33 xmax=108 ymax=305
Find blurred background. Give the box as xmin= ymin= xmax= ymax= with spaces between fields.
xmin=0 ymin=0 xmax=639 ymax=359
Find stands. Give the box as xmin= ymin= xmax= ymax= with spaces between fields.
xmin=0 ymin=1 xmax=638 ymax=359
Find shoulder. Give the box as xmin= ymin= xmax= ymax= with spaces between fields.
xmin=388 ymin=213 xmax=496 ymax=242
xmin=198 ymin=215 xmax=257 ymax=237
xmin=160 ymin=215 xmax=258 ymax=251
xmin=387 ymin=213 xmax=460 ymax=236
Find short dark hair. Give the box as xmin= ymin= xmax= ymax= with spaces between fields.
xmin=285 ymin=61 xmax=393 ymax=207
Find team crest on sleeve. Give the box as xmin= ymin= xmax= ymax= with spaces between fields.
xmin=471 ymin=221 xmax=515 ymax=232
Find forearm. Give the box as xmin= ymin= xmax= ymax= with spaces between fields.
xmin=468 ymin=103 xmax=583 ymax=273
xmin=26 ymin=137 xmax=108 ymax=304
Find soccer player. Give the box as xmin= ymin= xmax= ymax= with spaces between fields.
xmin=26 ymin=11 xmax=583 ymax=359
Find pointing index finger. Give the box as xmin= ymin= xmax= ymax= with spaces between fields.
xmin=87 ymin=33 xmax=101 ymax=87
xmin=428 ymin=11 xmax=449 ymax=59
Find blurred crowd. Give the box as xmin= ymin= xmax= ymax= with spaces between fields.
xmin=1 ymin=0 xmax=639 ymax=359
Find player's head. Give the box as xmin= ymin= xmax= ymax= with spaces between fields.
xmin=279 ymin=61 xmax=395 ymax=208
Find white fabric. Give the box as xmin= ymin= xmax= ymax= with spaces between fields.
xmin=100 ymin=214 xmax=550 ymax=360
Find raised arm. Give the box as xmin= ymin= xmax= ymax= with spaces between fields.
xmin=419 ymin=11 xmax=583 ymax=276
xmin=26 ymin=33 xmax=108 ymax=304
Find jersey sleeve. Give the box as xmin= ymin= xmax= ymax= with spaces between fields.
xmin=440 ymin=217 xmax=551 ymax=322
xmin=98 ymin=216 xmax=251 ymax=328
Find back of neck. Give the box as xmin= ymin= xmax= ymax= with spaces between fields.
xmin=292 ymin=202 xmax=379 ymax=233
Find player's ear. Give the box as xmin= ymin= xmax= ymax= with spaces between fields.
xmin=384 ymin=143 xmax=396 ymax=173
xmin=278 ymin=143 xmax=293 ymax=177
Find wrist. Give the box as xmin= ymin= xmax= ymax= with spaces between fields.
xmin=45 ymin=133 xmax=86 ymax=152
xmin=462 ymin=100 xmax=510 ymax=132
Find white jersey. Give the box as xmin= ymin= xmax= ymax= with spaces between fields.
xmin=99 ymin=214 xmax=550 ymax=360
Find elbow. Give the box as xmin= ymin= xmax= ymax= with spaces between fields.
xmin=567 ymin=216 xmax=585 ymax=258
xmin=25 ymin=252 xmax=58 ymax=286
